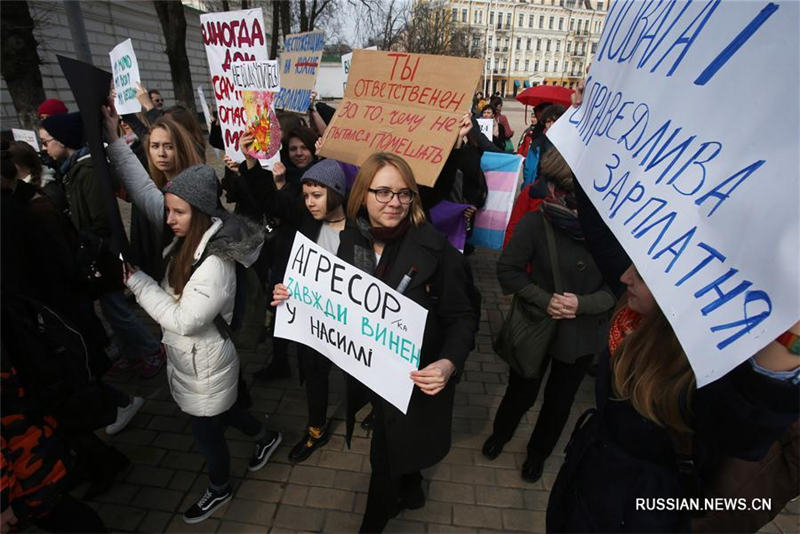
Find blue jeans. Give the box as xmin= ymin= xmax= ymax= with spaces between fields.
xmin=98 ymin=290 xmax=160 ymax=357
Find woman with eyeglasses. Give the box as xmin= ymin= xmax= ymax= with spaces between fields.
xmin=274 ymin=152 xmax=479 ymax=532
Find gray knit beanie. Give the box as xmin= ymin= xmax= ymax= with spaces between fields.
xmin=301 ymin=159 xmax=346 ymax=196
xmin=163 ymin=165 xmax=226 ymax=218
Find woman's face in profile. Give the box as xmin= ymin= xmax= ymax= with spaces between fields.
xmin=621 ymin=265 xmax=657 ymax=316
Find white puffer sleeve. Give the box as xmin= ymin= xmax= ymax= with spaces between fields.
xmin=125 ymin=256 xmax=234 ymax=336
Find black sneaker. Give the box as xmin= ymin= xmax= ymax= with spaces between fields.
xmin=248 ymin=430 xmax=282 ymax=471
xmin=481 ymin=434 xmax=507 ymax=460
xmin=182 ymin=486 xmax=232 ymax=524
xmin=288 ymin=426 xmax=330 ymax=463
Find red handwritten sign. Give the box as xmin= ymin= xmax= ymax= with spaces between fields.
xmin=318 ymin=50 xmax=482 ymax=187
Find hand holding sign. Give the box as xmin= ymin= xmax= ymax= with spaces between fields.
xmin=410 ymin=359 xmax=456 ymax=396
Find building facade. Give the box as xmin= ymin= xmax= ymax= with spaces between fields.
xmin=446 ymin=0 xmax=609 ymax=96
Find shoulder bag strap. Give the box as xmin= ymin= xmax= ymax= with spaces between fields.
xmin=541 ymin=213 xmax=563 ymax=294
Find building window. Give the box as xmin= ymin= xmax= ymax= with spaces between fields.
xmin=534 ymin=60 xmax=539 ymax=71
xmin=536 ymin=38 xmax=541 ymax=51
xmin=544 ymin=60 xmax=549 ymax=72
xmin=528 ymin=14 xmax=534 ymax=27
xmin=461 ymin=9 xmax=467 ymax=22
xmin=518 ymin=14 xmax=524 ymax=26
xmin=577 ymin=19 xmax=582 ymax=32
xmin=546 ymin=39 xmax=551 ymax=51
xmin=598 ymin=1 xmax=604 ymax=10
xmin=478 ymin=10 xmax=482 ymax=23
xmin=489 ymin=12 xmax=494 ymax=24
xmin=570 ymin=18 xmax=575 ymax=31
xmin=591 ymin=42 xmax=597 ymax=53
xmin=452 ymin=8 xmax=457 ymax=21
xmin=555 ymin=40 xmax=560 ymax=52
xmin=516 ymin=37 xmax=521 ymax=49
xmin=539 ymin=15 xmax=544 ymax=27
xmin=559 ymin=17 xmax=564 ymax=30
xmin=473 ymin=36 xmax=480 ymax=48
xmin=525 ymin=59 xmax=530 ymax=70
xmin=506 ymin=12 xmax=512 ymax=26
xmin=549 ymin=16 xmax=554 ymax=29
xmin=566 ymin=61 xmax=570 ymax=73
xmin=554 ymin=60 xmax=559 ymax=72
xmin=515 ymin=59 xmax=519 ymax=71
xmin=527 ymin=38 xmax=532 ymax=49
xmin=567 ymin=40 xmax=572 ymax=52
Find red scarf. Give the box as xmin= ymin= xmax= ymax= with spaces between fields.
xmin=608 ymin=306 xmax=642 ymax=355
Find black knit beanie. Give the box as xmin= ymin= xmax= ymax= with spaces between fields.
xmin=41 ymin=112 xmax=84 ymax=149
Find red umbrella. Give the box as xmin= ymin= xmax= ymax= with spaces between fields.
xmin=515 ymin=85 xmax=574 ymax=107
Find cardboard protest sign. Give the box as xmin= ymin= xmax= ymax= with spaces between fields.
xmin=200 ymin=8 xmax=269 ymax=162
xmin=275 ymin=232 xmax=428 ymax=414
xmin=109 ymin=39 xmax=141 ymax=115
xmin=318 ymin=50 xmax=483 ymax=187
xmin=547 ymin=0 xmax=799 ymax=386
xmin=468 ymin=152 xmax=523 ymax=250
xmin=11 ymin=129 xmax=39 ymax=151
xmin=197 ymin=86 xmax=212 ymax=131
xmin=231 ymin=60 xmax=282 ymax=169
xmin=341 ymin=45 xmax=377 ymax=92
xmin=274 ymin=31 xmax=324 ymax=113
xmin=477 ymin=118 xmax=493 ymax=141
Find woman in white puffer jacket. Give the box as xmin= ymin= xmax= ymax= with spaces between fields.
xmin=104 ymin=101 xmax=282 ymax=525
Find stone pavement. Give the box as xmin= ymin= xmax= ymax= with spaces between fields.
xmin=92 ymin=245 xmax=797 ymax=533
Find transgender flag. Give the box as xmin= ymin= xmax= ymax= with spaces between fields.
xmin=468 ymin=152 xmax=524 ymax=250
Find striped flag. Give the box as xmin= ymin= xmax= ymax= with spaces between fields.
xmin=468 ymin=152 xmax=524 ymax=250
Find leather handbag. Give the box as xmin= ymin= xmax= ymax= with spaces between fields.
xmin=493 ymin=213 xmax=563 ymax=378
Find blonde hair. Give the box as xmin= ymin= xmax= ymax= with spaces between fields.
xmin=146 ymin=117 xmax=203 ymax=189
xmin=347 ymin=152 xmax=426 ymax=226
xmin=611 ymin=308 xmax=696 ymax=433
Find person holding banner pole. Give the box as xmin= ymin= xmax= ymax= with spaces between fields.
xmin=272 ymin=152 xmax=479 ymax=532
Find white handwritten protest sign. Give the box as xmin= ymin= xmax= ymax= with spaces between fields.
xmin=547 ymin=0 xmax=799 ymax=386
xmin=11 ymin=129 xmax=39 ymax=151
xmin=200 ymin=8 xmax=269 ymax=162
xmin=231 ymin=60 xmax=282 ymax=169
xmin=197 ymin=86 xmax=212 ymax=131
xmin=109 ymin=39 xmax=141 ymax=115
xmin=275 ymin=31 xmax=324 ymax=112
xmin=275 ymin=232 xmax=428 ymax=414
xmin=477 ymin=118 xmax=493 ymax=141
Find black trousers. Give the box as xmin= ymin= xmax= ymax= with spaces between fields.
xmin=299 ymin=346 xmax=332 ymax=428
xmin=492 ymin=354 xmax=592 ymax=459
xmin=360 ymin=403 xmax=422 ymax=533
xmin=191 ymin=402 xmax=263 ymax=487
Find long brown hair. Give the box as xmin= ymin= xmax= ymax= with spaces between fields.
xmin=164 ymin=105 xmax=207 ymax=162
xmin=611 ymin=308 xmax=696 ymax=433
xmin=146 ymin=117 xmax=203 ymax=189
xmin=347 ymin=152 xmax=426 ymax=226
xmin=8 ymin=141 xmax=43 ymax=186
xmin=167 ymin=208 xmax=212 ymax=296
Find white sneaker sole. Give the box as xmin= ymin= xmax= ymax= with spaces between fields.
xmin=248 ymin=432 xmax=283 ymax=471
xmin=182 ymin=493 xmax=232 ymax=524
xmin=105 ymin=396 xmax=145 ymax=435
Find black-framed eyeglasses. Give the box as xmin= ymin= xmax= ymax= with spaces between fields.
xmin=368 ymin=188 xmax=415 ymax=205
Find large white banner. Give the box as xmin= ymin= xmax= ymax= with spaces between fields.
xmin=275 ymin=232 xmax=428 ymax=413
xmin=200 ymin=8 xmax=269 ymax=163
xmin=548 ymin=0 xmax=799 ymax=386
xmin=109 ymin=39 xmax=141 ymax=115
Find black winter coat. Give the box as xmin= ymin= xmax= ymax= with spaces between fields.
xmin=340 ymin=222 xmax=480 ymax=477
xmin=497 ymin=210 xmax=614 ymax=363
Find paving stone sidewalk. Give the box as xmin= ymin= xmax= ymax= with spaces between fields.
xmin=91 ymin=245 xmax=797 ymax=534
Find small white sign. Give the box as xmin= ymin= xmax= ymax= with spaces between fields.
xmin=275 ymin=232 xmax=428 ymax=414
xmin=109 ymin=39 xmax=142 ymax=115
xmin=197 ymin=86 xmax=212 ymax=131
xmin=11 ymin=129 xmax=39 ymax=152
xmin=477 ymin=118 xmax=493 ymax=141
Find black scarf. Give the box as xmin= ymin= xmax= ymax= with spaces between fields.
xmin=354 ymin=213 xmax=412 ymax=281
